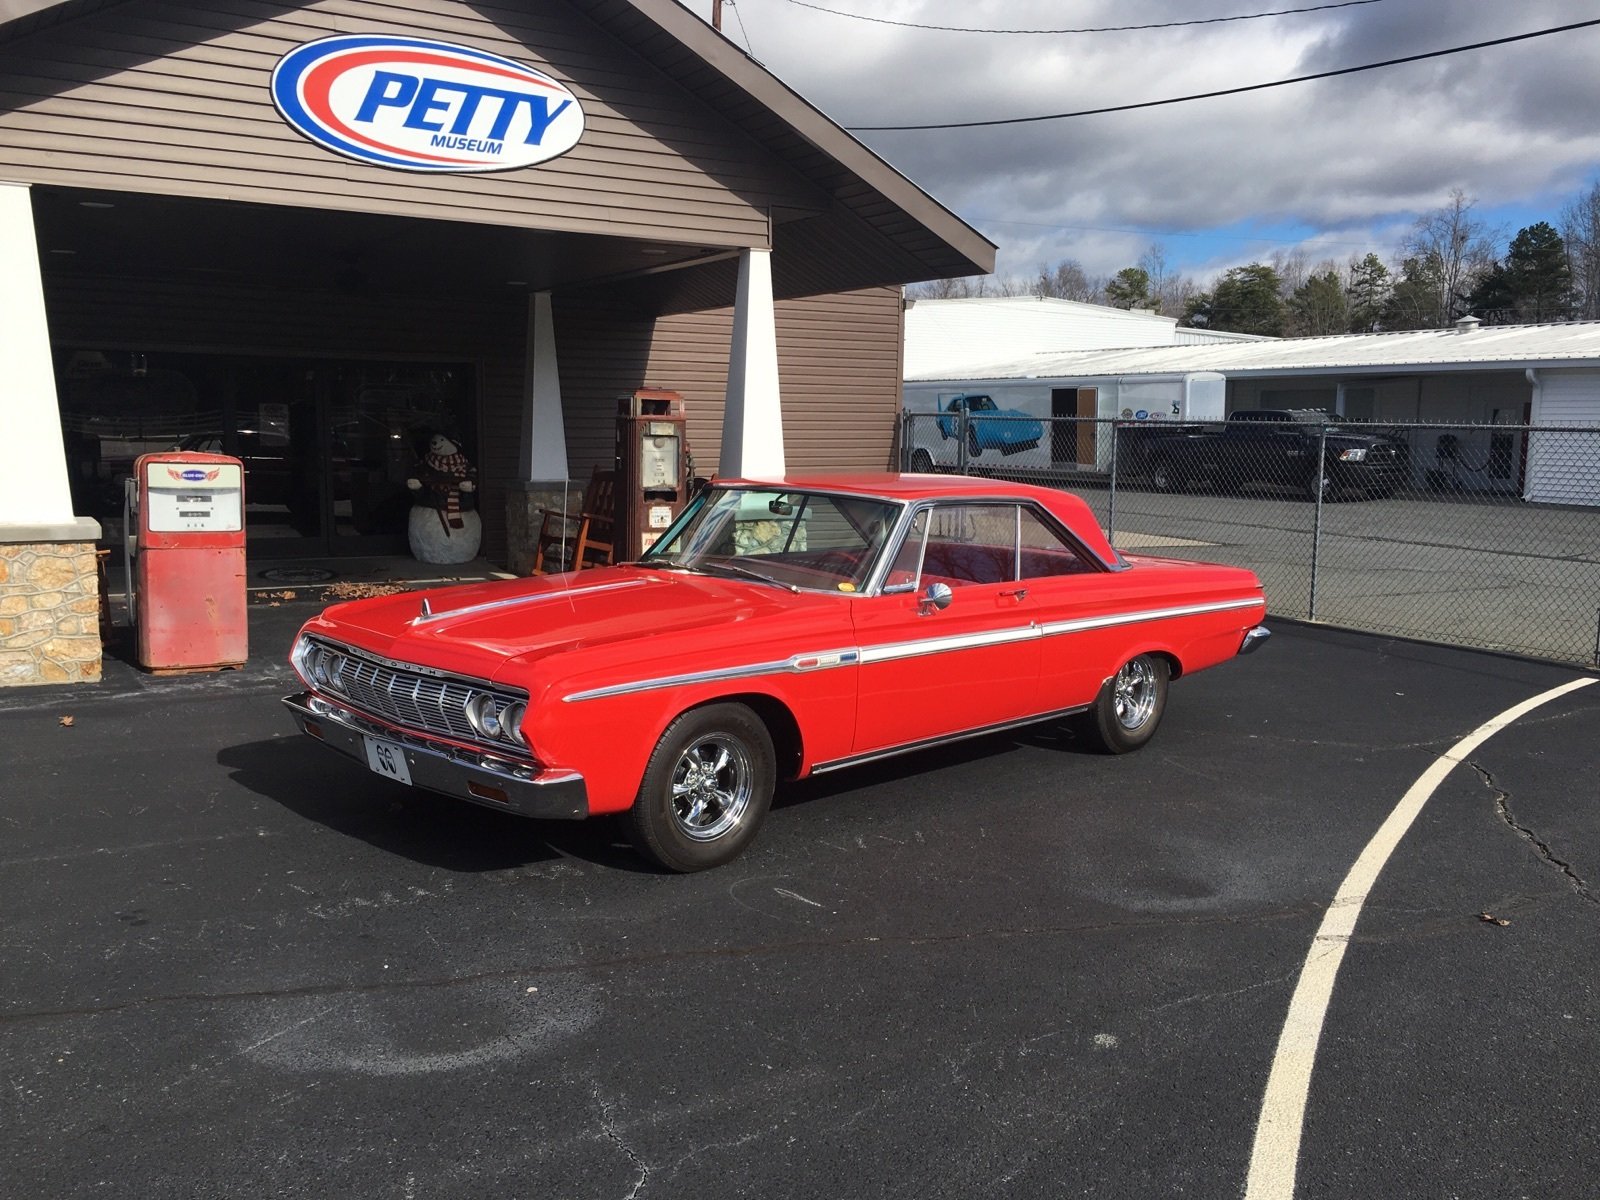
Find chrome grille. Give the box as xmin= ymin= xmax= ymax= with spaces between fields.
xmin=304 ymin=638 xmax=523 ymax=748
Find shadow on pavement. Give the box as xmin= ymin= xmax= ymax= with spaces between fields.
xmin=216 ymin=736 xmax=653 ymax=874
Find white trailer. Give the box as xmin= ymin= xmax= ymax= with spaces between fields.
xmin=902 ymin=372 xmax=1225 ymax=474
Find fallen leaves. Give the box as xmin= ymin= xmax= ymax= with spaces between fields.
xmin=1478 ymin=912 xmax=1511 ymax=927
xmin=323 ymin=581 xmax=410 ymax=600
xmin=58 ymin=715 xmax=75 ymax=728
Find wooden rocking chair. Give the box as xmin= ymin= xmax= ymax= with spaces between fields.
xmin=531 ymin=468 xmax=616 ymax=574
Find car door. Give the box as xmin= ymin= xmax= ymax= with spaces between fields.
xmin=850 ymin=502 xmax=1040 ymax=754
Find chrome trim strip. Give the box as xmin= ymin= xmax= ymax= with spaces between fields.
xmin=562 ymin=648 xmax=862 ymax=703
xmin=1037 ymin=596 xmax=1262 ymax=638
xmin=560 ymin=597 xmax=1262 ymax=704
xmin=410 ymin=578 xmax=646 ymax=625
xmin=855 ymin=624 xmax=1040 ymax=665
xmin=810 ymin=703 xmax=1092 ymax=774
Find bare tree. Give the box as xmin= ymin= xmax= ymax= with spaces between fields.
xmin=1032 ymin=258 xmax=1099 ymax=302
xmin=907 ymin=275 xmax=990 ymax=299
xmin=1398 ymin=189 xmax=1500 ymax=326
xmin=1139 ymin=243 xmax=1197 ymax=316
xmin=1560 ymin=181 xmax=1600 ymax=319
xmin=1269 ymin=248 xmax=1311 ymax=299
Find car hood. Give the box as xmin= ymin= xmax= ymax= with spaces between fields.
xmin=298 ymin=565 xmax=813 ymax=684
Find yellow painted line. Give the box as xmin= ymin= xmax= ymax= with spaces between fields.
xmin=1244 ymin=675 xmax=1597 ymax=1200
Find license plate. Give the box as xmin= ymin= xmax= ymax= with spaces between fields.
xmin=364 ymin=736 xmax=412 ymax=785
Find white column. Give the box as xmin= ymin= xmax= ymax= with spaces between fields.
xmin=520 ymin=290 xmax=569 ymax=483
xmin=0 ymin=182 xmax=77 ymax=527
xmin=720 ymin=247 xmax=785 ymax=478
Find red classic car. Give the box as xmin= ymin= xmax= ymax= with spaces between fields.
xmin=283 ymin=474 xmax=1269 ymax=871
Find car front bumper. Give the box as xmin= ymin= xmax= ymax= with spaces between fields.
xmin=282 ymin=691 xmax=589 ymax=820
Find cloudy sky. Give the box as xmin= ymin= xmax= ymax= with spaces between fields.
xmin=674 ymin=0 xmax=1600 ymax=289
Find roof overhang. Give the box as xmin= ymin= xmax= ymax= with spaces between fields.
xmin=2 ymin=0 xmax=994 ymax=310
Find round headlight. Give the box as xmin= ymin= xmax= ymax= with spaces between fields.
xmin=304 ymin=645 xmax=330 ymax=687
xmin=325 ymin=655 xmax=347 ymax=693
xmin=500 ymin=701 xmax=527 ymax=746
xmin=466 ymin=693 xmax=502 ymax=739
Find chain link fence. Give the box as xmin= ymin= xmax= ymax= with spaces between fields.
xmin=901 ymin=410 xmax=1600 ymax=666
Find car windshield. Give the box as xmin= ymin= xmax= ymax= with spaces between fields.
xmin=641 ymin=487 xmax=902 ymax=593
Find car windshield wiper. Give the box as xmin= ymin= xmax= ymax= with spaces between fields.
xmin=696 ymin=559 xmax=800 ymax=592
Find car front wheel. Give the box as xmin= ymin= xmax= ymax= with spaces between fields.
xmin=627 ymin=703 xmax=776 ymax=872
xmin=1150 ymin=457 xmax=1185 ymax=493
xmin=1074 ymin=653 xmax=1170 ymax=754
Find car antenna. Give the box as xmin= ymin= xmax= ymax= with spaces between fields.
xmin=420 ymin=597 xmax=433 ymax=619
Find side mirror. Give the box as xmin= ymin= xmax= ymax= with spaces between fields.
xmin=918 ymin=581 xmax=953 ymax=614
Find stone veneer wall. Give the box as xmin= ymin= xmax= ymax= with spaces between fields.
xmin=504 ymin=483 xmax=576 ymax=576
xmin=0 ymin=540 xmax=103 ymax=685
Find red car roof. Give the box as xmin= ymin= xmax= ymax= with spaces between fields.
xmin=708 ymin=473 xmax=1120 ymax=564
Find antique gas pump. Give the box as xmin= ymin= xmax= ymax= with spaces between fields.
xmin=615 ymin=388 xmax=690 ymax=559
xmin=124 ymin=451 xmax=248 ymax=672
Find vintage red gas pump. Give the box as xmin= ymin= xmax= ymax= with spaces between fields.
xmin=615 ymin=389 xmax=691 ymax=559
xmin=125 ymin=451 xmax=248 ymax=672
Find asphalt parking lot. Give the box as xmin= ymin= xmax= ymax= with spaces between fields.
xmin=1080 ymin=486 xmax=1600 ymax=665
xmin=3 ymin=603 xmax=1597 ymax=1199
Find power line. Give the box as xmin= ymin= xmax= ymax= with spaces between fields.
xmin=727 ymin=0 xmax=757 ymax=58
xmin=848 ymin=18 xmax=1600 ymax=131
xmin=787 ymin=0 xmax=1384 ymax=36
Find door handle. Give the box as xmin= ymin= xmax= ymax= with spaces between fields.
xmin=999 ymin=587 xmax=1029 ymax=601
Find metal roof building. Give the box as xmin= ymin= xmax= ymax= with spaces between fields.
xmin=907 ymin=317 xmax=1600 ymax=383
xmin=904 ymin=296 xmax=1266 ymax=381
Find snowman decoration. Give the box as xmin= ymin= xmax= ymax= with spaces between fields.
xmin=406 ymin=432 xmax=481 ymax=564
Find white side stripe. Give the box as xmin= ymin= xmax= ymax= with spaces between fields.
xmin=561 ymin=596 xmax=1260 ymax=703
xmin=1038 ymin=596 xmax=1262 ymax=637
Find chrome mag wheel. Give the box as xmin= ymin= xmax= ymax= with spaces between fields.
xmin=1112 ymin=656 xmax=1160 ymax=731
xmin=669 ymin=733 xmax=755 ymax=842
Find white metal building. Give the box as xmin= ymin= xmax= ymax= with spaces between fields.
xmin=905 ymin=318 xmax=1600 ymax=505
xmin=904 ymin=296 xmax=1267 ymax=382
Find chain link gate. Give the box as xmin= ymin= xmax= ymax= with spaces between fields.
xmin=901 ymin=410 xmax=1600 ymax=666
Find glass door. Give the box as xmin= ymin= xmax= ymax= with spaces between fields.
xmin=325 ymin=361 xmax=476 ymax=554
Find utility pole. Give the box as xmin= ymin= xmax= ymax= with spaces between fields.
xmin=712 ymin=0 xmax=723 ymax=32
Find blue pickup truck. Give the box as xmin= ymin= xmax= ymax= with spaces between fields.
xmin=934 ymin=394 xmax=1044 ymax=457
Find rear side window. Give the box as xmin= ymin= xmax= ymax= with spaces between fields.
xmin=887 ymin=503 xmax=1098 ymax=588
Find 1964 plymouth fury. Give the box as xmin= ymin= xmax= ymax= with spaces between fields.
xmin=284 ymin=474 xmax=1268 ymax=871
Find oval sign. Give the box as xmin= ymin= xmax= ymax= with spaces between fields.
xmin=270 ymin=34 xmax=584 ymax=173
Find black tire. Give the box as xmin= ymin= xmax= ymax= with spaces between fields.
xmin=909 ymin=448 xmax=935 ymax=473
xmin=626 ymin=703 xmax=775 ymax=872
xmin=1150 ymin=456 xmax=1185 ymax=494
xmin=966 ymin=424 xmax=982 ymax=457
xmin=1073 ymin=654 xmax=1170 ymax=754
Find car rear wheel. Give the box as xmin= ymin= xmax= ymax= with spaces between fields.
xmin=1074 ymin=653 xmax=1170 ymax=754
xmin=909 ymin=448 xmax=935 ymax=473
xmin=966 ymin=424 xmax=982 ymax=457
xmin=627 ymin=702 xmax=776 ymax=872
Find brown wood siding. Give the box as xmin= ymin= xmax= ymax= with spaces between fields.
xmin=553 ymin=286 xmax=904 ymax=484
xmin=773 ymin=287 xmax=905 ymax=472
xmin=43 ymin=270 xmax=524 ymax=557
xmin=0 ymin=0 xmax=822 ymax=245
